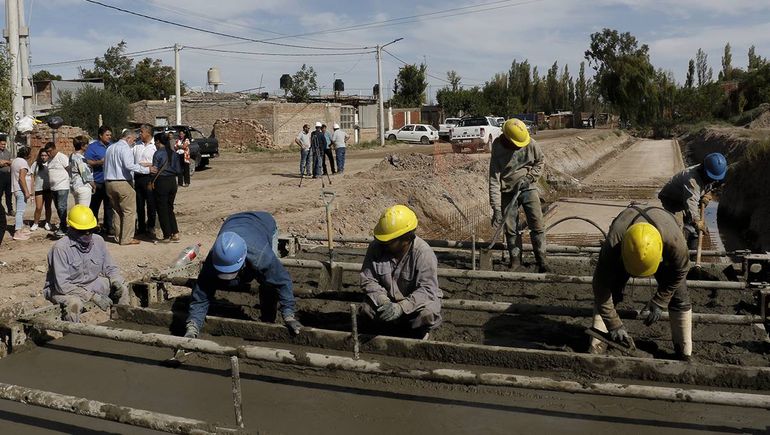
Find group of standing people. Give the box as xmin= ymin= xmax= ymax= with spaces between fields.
xmin=0 ymin=124 xmax=184 ymax=245
xmin=295 ymin=122 xmax=348 ymax=179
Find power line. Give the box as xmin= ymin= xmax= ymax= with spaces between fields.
xmin=31 ymin=46 xmax=174 ymax=68
xmin=185 ymin=46 xmax=375 ymax=57
xmin=82 ymin=0 xmax=367 ymax=51
xmin=382 ymin=49 xmax=484 ymax=87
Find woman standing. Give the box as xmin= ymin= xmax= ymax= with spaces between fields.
xmin=10 ymin=147 xmax=32 ymax=240
xmin=29 ymin=148 xmax=53 ymax=231
xmin=151 ymin=133 xmax=181 ymax=243
xmin=175 ymin=129 xmax=191 ymax=187
xmin=70 ymin=135 xmax=95 ymax=206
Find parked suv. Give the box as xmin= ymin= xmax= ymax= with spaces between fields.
xmin=153 ymin=125 xmax=219 ymax=176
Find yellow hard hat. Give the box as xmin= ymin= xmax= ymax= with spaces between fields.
xmin=503 ymin=118 xmax=531 ymax=148
xmin=621 ymin=222 xmax=663 ymax=277
xmin=67 ymin=204 xmax=98 ymax=231
xmin=373 ymin=205 xmax=418 ymax=242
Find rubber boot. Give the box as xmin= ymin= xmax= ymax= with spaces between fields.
xmin=531 ymin=231 xmax=550 ymax=273
xmin=670 ymin=309 xmax=693 ymax=361
xmin=505 ymin=233 xmax=520 ymax=269
xmin=588 ymin=313 xmax=608 ymax=354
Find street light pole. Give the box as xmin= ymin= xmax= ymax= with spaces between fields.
xmin=174 ymin=43 xmax=181 ymax=125
xmin=376 ymin=38 xmax=403 ymax=146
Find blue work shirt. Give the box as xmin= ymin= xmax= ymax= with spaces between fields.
xmin=324 ymin=131 xmax=332 ymax=150
xmin=152 ymin=148 xmax=181 ymax=177
xmin=84 ymin=140 xmax=109 ymax=184
xmin=187 ymin=212 xmax=295 ymax=329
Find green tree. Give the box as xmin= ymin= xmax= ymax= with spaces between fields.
xmin=288 ymin=64 xmax=318 ymax=103
xmin=482 ymin=72 xmax=509 ymax=116
xmin=530 ymin=66 xmax=545 ymax=113
xmin=560 ymin=64 xmax=572 ymax=110
xmin=53 ymin=86 xmax=131 ymax=136
xmin=0 ymin=46 xmax=13 ymax=133
xmin=545 ymin=61 xmax=559 ymax=113
xmin=575 ymin=62 xmax=588 ymax=112
xmin=748 ymin=46 xmax=759 ymax=71
xmin=695 ymin=48 xmax=712 ymax=87
xmin=584 ymin=28 xmax=655 ymax=123
xmin=436 ymin=86 xmax=487 ymax=117
xmin=720 ymin=43 xmax=733 ymax=81
xmin=391 ymin=63 xmax=427 ymax=108
xmin=685 ymin=59 xmax=695 ymax=88
xmin=80 ymin=41 xmax=184 ymax=102
xmin=32 ymin=70 xmax=62 ymax=82
xmin=446 ymin=70 xmax=462 ymax=91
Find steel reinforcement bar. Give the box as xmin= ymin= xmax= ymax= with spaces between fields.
xmin=24 ymin=317 xmax=770 ymax=410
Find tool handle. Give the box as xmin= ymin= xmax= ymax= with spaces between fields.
xmin=695 ymin=205 xmax=705 ymax=267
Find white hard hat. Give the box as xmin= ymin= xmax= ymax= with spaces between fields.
xmin=333 ymin=123 xmax=340 ymax=129
xmin=315 ymin=121 xmax=322 ymax=128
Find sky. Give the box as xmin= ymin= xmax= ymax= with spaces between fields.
xmin=6 ymin=0 xmax=770 ymax=103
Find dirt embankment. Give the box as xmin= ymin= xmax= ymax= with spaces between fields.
xmin=680 ymin=127 xmax=770 ymax=250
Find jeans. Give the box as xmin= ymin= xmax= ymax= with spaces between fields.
xmin=134 ymin=174 xmax=156 ymax=233
xmin=335 ymin=147 xmax=346 ymax=173
xmin=177 ymin=162 xmax=191 ymax=186
xmin=14 ymin=190 xmax=25 ymax=230
xmin=90 ymin=182 xmax=112 ymax=233
xmin=0 ymin=172 xmax=11 ymax=212
xmin=299 ymin=149 xmax=311 ymax=176
xmin=154 ymin=176 xmax=178 ymax=239
xmin=52 ymin=189 xmax=68 ymax=232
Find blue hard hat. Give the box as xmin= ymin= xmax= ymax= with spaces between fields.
xmin=211 ymin=232 xmax=247 ymax=273
xmin=703 ymin=152 xmax=727 ymax=181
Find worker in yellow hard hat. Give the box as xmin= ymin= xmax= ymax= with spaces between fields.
xmin=489 ymin=118 xmax=548 ymax=272
xmin=44 ymin=205 xmax=129 ymax=322
xmin=591 ymin=205 xmax=693 ymax=361
xmin=359 ymin=205 xmax=443 ymax=339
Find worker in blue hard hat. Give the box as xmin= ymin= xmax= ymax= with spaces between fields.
xmin=184 ymin=212 xmax=301 ymax=339
xmin=658 ymin=152 xmax=727 ymax=249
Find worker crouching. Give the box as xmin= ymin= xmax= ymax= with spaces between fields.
xmin=360 ymin=205 xmax=442 ymax=340
xmin=44 ymin=205 xmax=129 ymax=322
xmin=591 ymin=206 xmax=693 ymax=361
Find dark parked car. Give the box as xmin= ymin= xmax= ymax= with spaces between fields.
xmin=153 ymin=125 xmax=219 ymax=176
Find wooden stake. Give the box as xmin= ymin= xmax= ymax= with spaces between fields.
xmin=230 ymin=356 xmax=244 ymax=429
xmin=350 ymin=303 xmax=360 ymax=360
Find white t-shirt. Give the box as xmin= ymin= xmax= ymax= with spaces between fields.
xmin=296 ymin=131 xmax=311 ymax=150
xmin=332 ymin=129 xmax=348 ymax=148
xmin=10 ymin=157 xmax=30 ymax=193
xmin=47 ymin=152 xmax=70 ymax=191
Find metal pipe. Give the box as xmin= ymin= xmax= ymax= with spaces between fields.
xmin=230 ymin=356 xmax=244 ymax=429
xmin=0 ymin=382 xmax=242 ymax=434
xmin=294 ymin=234 xmax=734 ymax=257
xmin=24 ymin=318 xmax=770 ymax=410
xmin=351 ymin=303 xmax=360 ymax=360
xmin=278 ymin=258 xmax=746 ymax=290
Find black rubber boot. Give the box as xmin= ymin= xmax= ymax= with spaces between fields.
xmin=531 ymin=231 xmax=549 ymax=273
xmin=505 ymin=233 xmax=520 ymax=269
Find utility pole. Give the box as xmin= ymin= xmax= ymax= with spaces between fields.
xmin=5 ymin=0 xmax=22 ymax=144
xmin=174 ymin=43 xmax=181 ymax=125
xmin=17 ymin=0 xmax=32 ymax=117
xmin=376 ymin=38 xmax=403 ymax=146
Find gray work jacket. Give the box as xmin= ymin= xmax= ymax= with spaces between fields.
xmin=489 ymin=137 xmax=544 ymax=212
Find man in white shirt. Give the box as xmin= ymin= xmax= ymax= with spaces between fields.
xmin=104 ymin=129 xmax=148 ymax=245
xmin=295 ymin=124 xmax=311 ymax=177
xmin=331 ymin=123 xmax=349 ymax=174
xmin=43 ymin=142 xmax=71 ymax=238
xmin=133 ymin=124 xmax=157 ymax=239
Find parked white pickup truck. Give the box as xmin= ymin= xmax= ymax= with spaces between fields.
xmin=438 ymin=117 xmax=461 ymax=140
xmin=449 ymin=116 xmax=502 ymax=153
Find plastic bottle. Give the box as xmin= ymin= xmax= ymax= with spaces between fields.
xmin=172 ymin=243 xmax=201 ymax=268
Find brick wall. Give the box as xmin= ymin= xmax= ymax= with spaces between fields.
xmin=130 ymin=100 xmax=341 ymax=149
xmin=26 ymin=124 xmax=89 ymax=161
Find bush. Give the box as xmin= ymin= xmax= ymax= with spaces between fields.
xmin=52 ymin=86 xmax=131 ymax=136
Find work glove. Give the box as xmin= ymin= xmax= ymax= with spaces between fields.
xmin=699 ymin=192 xmax=713 ymax=208
xmin=377 ymin=302 xmax=403 ymax=322
xmin=491 ymin=209 xmax=503 ymax=227
xmin=92 ymin=293 xmax=113 ymax=311
xmin=609 ymin=326 xmax=632 ymax=347
xmin=284 ymin=314 xmax=303 ymax=335
xmin=109 ymin=278 xmax=128 ymax=301
xmin=643 ymin=301 xmax=664 ymax=326
xmin=184 ymin=322 xmax=199 ymax=339
xmin=695 ymin=219 xmax=707 ymax=234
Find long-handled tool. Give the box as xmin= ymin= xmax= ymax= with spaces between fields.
xmin=322 ymin=190 xmax=336 ymax=264
xmin=487 ymin=188 xmax=521 ymax=250
xmin=318 ymin=190 xmax=343 ymax=291
xmin=584 ymin=327 xmax=651 ymax=358
xmin=695 ymin=204 xmax=706 ymax=268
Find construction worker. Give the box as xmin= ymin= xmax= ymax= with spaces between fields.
xmin=489 ymin=118 xmax=548 ymax=272
xmin=658 ymin=152 xmax=727 ymax=249
xmin=310 ymin=121 xmax=325 ymax=178
xmin=590 ymin=206 xmax=692 ymax=361
xmin=44 ymin=205 xmax=129 ymax=322
xmin=360 ymin=205 xmax=442 ymax=339
xmin=184 ymin=212 xmax=302 ymax=338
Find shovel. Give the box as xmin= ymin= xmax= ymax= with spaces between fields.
xmin=584 ymin=328 xmax=651 ymax=358
xmin=318 ymin=190 xmax=343 ymax=291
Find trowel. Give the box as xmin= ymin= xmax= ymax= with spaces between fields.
xmin=161 ymin=348 xmax=193 ymax=368
xmin=584 ymin=327 xmax=652 ymax=358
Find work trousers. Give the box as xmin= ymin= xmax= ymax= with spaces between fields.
xmin=89 ymin=182 xmax=113 ymax=234
xmin=14 ymin=191 xmax=26 ymax=230
xmin=322 ymin=147 xmax=336 ymax=174
xmin=361 ymin=298 xmax=442 ymax=337
xmin=134 ymin=174 xmax=156 ymax=234
xmin=52 ymin=189 xmax=68 ymax=232
xmin=501 ymin=188 xmax=547 ymax=265
xmin=0 ymin=201 xmax=6 ymax=245
xmin=299 ymin=149 xmax=311 ymax=176
xmin=49 ymin=277 xmax=128 ymax=323
xmin=71 ymin=185 xmax=92 ymax=206
xmin=106 ymin=180 xmax=136 ymax=245
xmin=177 ymin=162 xmax=191 ymax=186
xmin=335 ymin=147 xmax=346 ymax=173
xmin=311 ymin=145 xmax=323 ymax=177
xmin=153 ymin=176 xmax=178 ymax=239
xmin=0 ymin=172 xmax=11 ymax=212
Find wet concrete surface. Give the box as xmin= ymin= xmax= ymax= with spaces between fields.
xmin=0 ymin=333 xmax=768 ymax=434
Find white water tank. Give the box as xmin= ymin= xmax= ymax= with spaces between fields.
xmin=208 ymin=67 xmax=223 ymax=92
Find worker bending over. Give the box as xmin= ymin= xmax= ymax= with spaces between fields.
xmin=591 ymin=206 xmax=692 ymax=361
xmin=658 ymin=152 xmax=727 ymax=249
xmin=184 ymin=211 xmax=302 ymax=338
xmin=44 ymin=205 xmax=129 ymax=322
xmin=489 ymin=118 xmax=548 ymax=272
xmin=360 ymin=205 xmax=442 ymax=340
